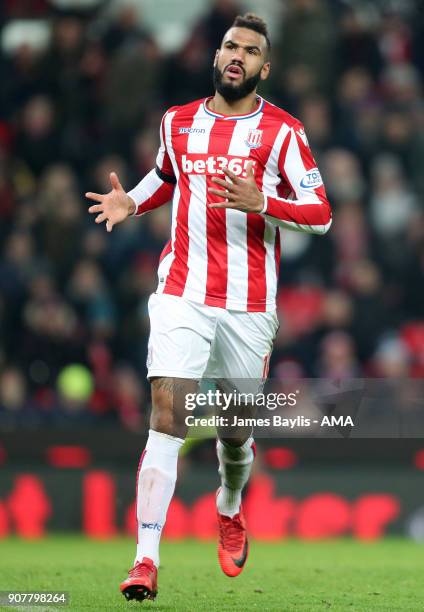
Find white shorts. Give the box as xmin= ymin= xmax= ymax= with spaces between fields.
xmin=146 ymin=293 xmax=279 ymax=380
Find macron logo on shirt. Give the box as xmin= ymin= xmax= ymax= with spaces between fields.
xmin=179 ymin=127 xmax=206 ymax=134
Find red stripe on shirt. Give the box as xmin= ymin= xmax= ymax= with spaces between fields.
xmin=266 ymin=199 xmax=331 ymax=226
xmin=204 ymin=120 xmax=237 ymax=308
xmin=246 ymin=114 xmax=282 ymax=311
xmin=163 ymin=108 xmax=197 ymax=296
xmin=277 ymin=129 xmax=292 ymax=189
xmin=137 ymin=181 xmax=174 ymax=216
xmin=274 ymin=226 xmax=281 ymax=277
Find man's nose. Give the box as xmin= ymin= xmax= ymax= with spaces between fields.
xmin=231 ymin=49 xmax=244 ymax=64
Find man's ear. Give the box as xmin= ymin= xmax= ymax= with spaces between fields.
xmin=260 ymin=62 xmax=271 ymax=81
xmin=213 ymin=49 xmax=220 ymax=67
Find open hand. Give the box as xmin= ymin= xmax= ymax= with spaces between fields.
xmin=207 ymin=162 xmax=264 ymax=213
xmin=86 ymin=172 xmax=135 ymax=232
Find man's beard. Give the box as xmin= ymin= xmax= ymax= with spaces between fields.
xmin=213 ymin=64 xmax=262 ymax=102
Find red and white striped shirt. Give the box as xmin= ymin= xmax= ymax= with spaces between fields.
xmin=128 ymin=96 xmax=332 ymax=312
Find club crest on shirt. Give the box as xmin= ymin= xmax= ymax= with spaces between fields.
xmin=245 ymin=128 xmax=263 ymax=149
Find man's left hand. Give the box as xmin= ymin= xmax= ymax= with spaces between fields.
xmin=208 ymin=162 xmax=264 ymax=213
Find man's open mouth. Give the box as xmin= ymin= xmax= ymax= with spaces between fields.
xmin=225 ymin=64 xmax=244 ymax=77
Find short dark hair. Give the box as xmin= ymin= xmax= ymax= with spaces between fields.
xmin=232 ymin=13 xmax=271 ymax=53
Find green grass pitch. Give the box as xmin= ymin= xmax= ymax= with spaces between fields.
xmin=0 ymin=537 xmax=423 ymax=611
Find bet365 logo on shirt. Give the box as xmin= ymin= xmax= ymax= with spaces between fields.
xmin=181 ymin=154 xmax=257 ymax=177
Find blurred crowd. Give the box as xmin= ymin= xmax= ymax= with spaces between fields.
xmin=0 ymin=0 xmax=423 ymax=431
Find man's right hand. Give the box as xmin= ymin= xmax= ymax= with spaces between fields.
xmin=86 ymin=172 xmax=136 ymax=232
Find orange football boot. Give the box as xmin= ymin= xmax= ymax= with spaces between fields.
xmin=120 ymin=557 xmax=158 ymax=602
xmin=217 ymin=492 xmax=249 ymax=577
